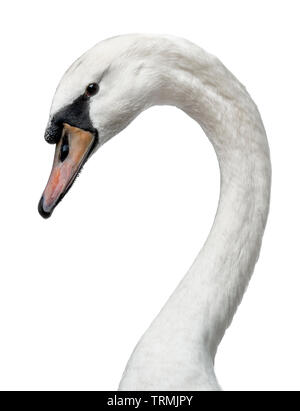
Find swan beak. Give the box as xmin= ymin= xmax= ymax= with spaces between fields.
xmin=38 ymin=123 xmax=95 ymax=218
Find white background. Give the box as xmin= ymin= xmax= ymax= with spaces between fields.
xmin=0 ymin=0 xmax=299 ymax=391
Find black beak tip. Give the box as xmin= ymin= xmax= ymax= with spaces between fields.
xmin=38 ymin=196 xmax=52 ymax=219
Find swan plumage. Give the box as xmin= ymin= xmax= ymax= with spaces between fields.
xmin=39 ymin=34 xmax=271 ymax=390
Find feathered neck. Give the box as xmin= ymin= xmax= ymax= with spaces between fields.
xmin=115 ymin=36 xmax=271 ymax=391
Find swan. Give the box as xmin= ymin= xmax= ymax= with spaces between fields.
xmin=38 ymin=34 xmax=271 ymax=391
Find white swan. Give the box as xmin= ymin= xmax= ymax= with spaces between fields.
xmin=38 ymin=34 xmax=271 ymax=391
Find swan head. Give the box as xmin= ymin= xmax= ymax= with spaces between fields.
xmin=38 ymin=35 xmax=157 ymax=218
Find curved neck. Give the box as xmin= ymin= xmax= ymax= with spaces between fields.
xmin=119 ymin=38 xmax=271 ymax=390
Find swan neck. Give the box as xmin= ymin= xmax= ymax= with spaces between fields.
xmin=161 ymin=55 xmax=271 ymax=354
xmin=119 ymin=40 xmax=271 ymax=390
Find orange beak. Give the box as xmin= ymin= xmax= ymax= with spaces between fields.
xmin=38 ymin=123 xmax=95 ymax=218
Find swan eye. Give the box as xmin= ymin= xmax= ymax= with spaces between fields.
xmin=85 ymin=83 xmax=99 ymax=97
